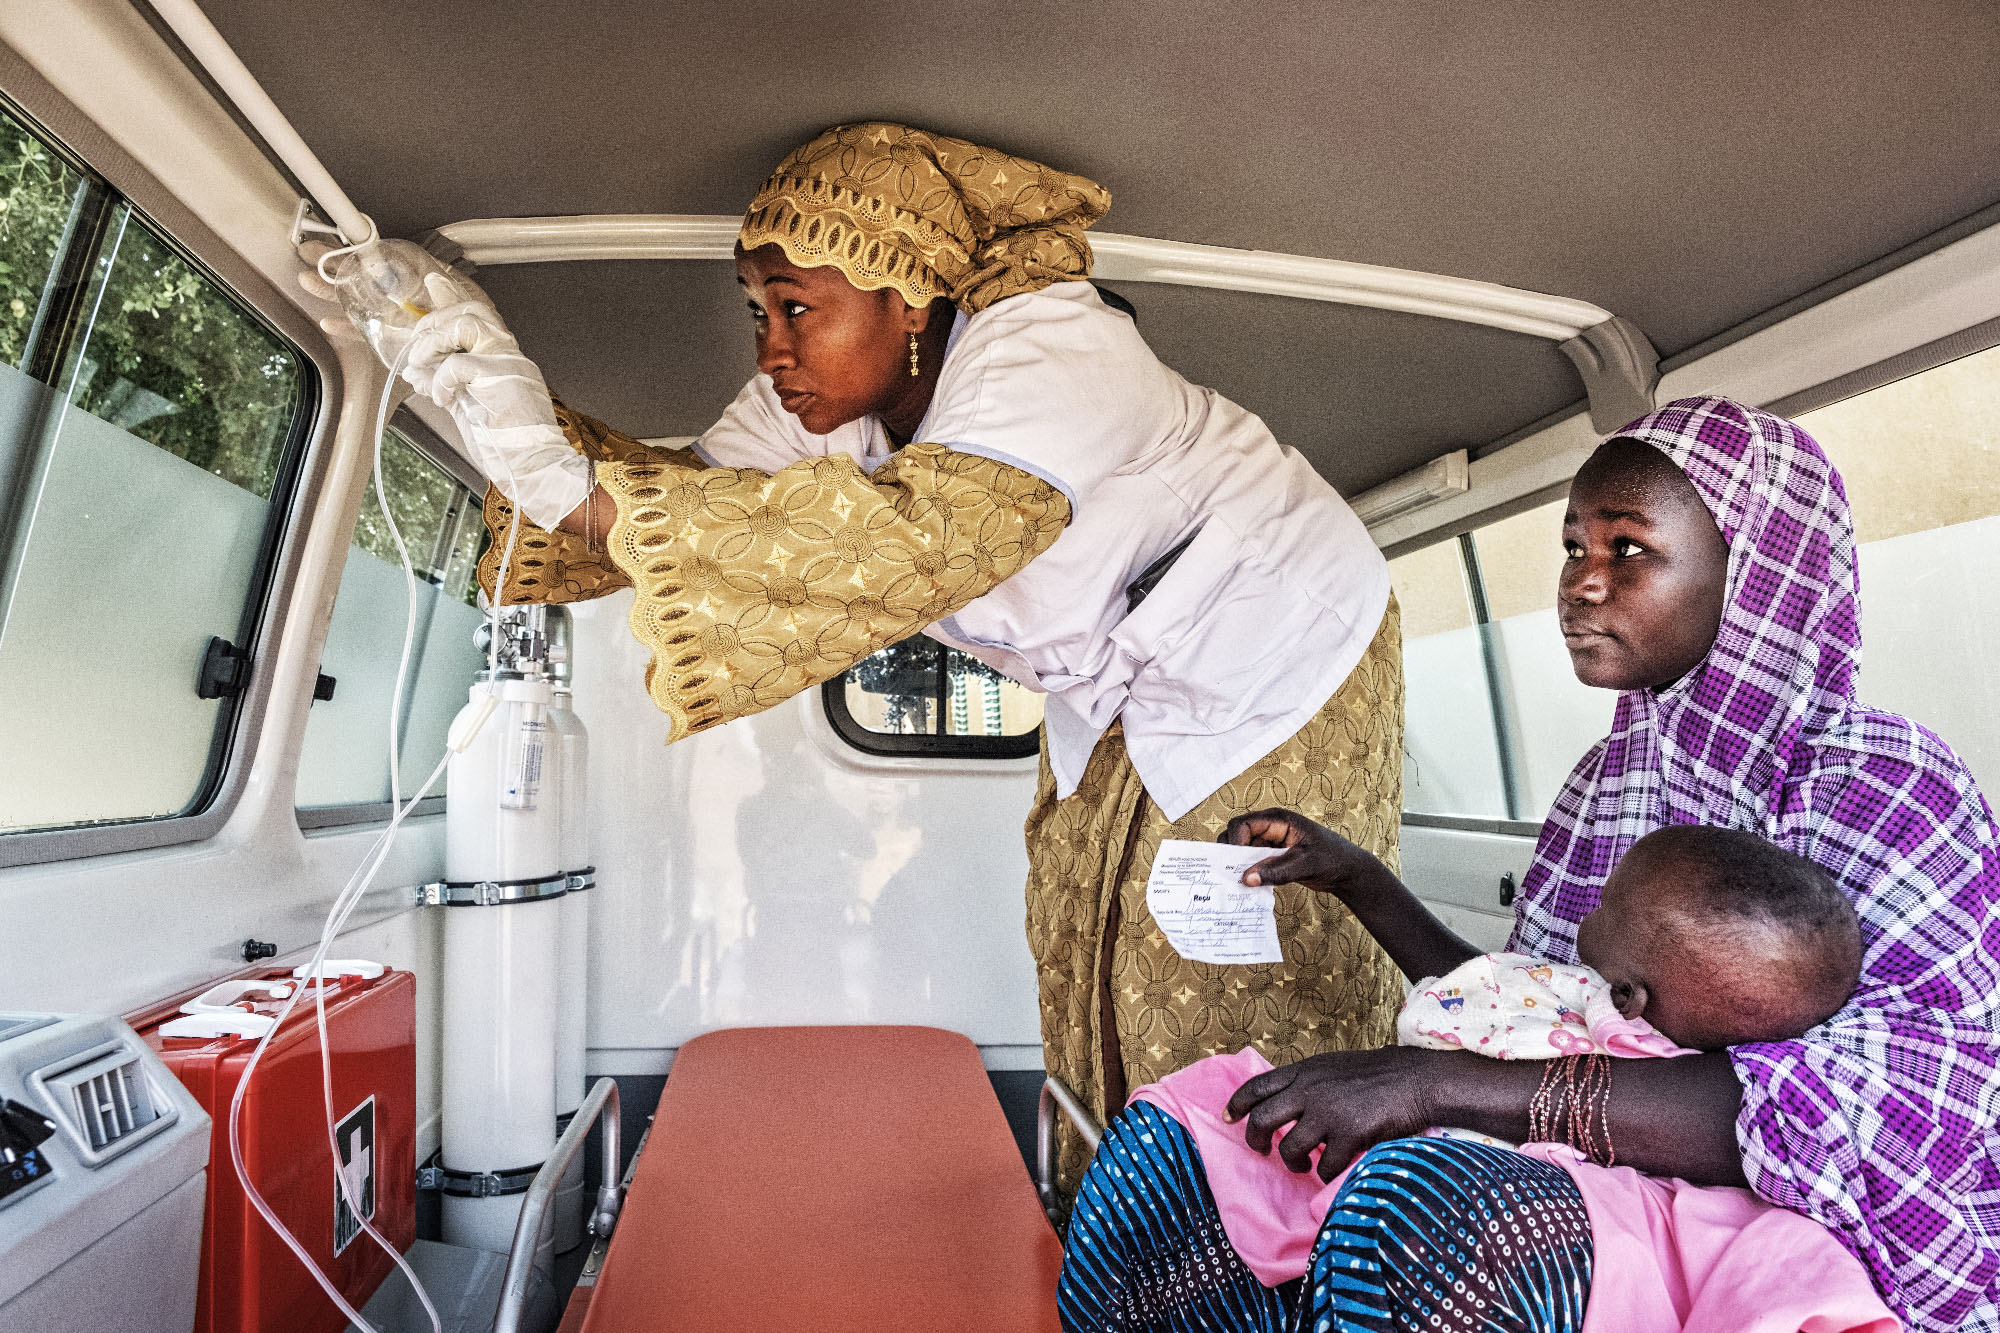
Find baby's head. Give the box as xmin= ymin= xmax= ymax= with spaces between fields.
xmin=1574 ymin=825 xmax=1861 ymax=1050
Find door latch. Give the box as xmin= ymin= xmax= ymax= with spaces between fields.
xmin=196 ymin=636 xmax=250 ymax=699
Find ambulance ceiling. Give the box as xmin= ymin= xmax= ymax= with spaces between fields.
xmin=190 ymin=0 xmax=2000 ymax=496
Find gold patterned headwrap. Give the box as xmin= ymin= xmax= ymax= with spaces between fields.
xmin=737 ymin=122 xmax=1112 ymax=314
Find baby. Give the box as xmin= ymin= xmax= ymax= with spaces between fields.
xmin=1128 ymin=823 xmax=1864 ymax=1287
xmin=1404 ymin=823 xmax=1862 ymax=1062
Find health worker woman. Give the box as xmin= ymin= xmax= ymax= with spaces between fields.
xmin=381 ymin=123 xmax=1402 ymax=1198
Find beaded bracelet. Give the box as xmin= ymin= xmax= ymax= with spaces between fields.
xmin=1528 ymin=1053 xmax=1616 ymax=1166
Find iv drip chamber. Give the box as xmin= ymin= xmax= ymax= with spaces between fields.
xmin=320 ymin=237 xmax=481 ymax=367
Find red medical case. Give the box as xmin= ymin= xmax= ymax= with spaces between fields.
xmin=130 ymin=963 xmax=417 ymax=1333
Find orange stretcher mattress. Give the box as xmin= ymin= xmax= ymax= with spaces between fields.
xmin=578 ymin=1025 xmax=1063 ymax=1332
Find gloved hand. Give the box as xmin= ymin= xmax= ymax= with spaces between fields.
xmin=296 ymin=243 xmax=592 ymax=529
xmin=398 ymin=279 xmax=592 ymax=528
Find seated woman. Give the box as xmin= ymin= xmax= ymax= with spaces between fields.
xmin=1076 ymin=822 xmax=1890 ymax=1330
xmin=1056 ymin=397 xmax=2000 ymax=1333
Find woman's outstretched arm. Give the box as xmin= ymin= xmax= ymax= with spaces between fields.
xmin=1220 ymin=808 xmax=1748 ymax=1185
xmin=1222 ymin=1042 xmax=1749 ymax=1187
xmin=479 ymin=400 xmax=1071 ymax=742
xmin=578 ymin=441 xmax=1067 ymax=742
xmin=1223 ymin=809 xmax=1481 ymax=982
xmin=555 ymin=482 xmax=619 ymax=543
xmin=478 ymin=400 xmax=702 ymax=605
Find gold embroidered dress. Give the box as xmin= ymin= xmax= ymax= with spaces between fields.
xmin=478 ymin=123 xmax=1404 ymax=1206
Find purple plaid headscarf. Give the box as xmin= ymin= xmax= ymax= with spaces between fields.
xmin=1509 ymin=396 xmax=2000 ymax=1331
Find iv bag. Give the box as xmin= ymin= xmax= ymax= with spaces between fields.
xmin=322 ymin=237 xmax=482 ymax=366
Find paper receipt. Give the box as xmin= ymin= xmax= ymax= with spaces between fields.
xmin=1144 ymin=840 xmax=1285 ymax=965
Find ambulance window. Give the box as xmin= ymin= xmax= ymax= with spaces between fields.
xmin=0 ymin=96 xmax=313 ymax=838
xmin=0 ymin=113 xmax=90 ymax=372
xmin=1393 ymin=537 xmax=1506 ymax=820
xmin=297 ymin=425 xmax=487 ymax=819
xmin=825 ymin=640 xmax=1043 ymax=758
xmin=1395 ymin=499 xmax=1614 ymax=826
xmin=1796 ymin=341 xmax=2000 ymax=793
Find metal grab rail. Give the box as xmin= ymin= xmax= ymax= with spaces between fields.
xmin=493 ymin=1077 xmax=623 ymax=1333
xmin=1035 ymin=1075 xmax=1103 ymax=1225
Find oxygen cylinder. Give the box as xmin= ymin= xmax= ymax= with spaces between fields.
xmin=545 ymin=605 xmax=593 ymax=1252
xmin=439 ymin=669 xmax=566 ymax=1256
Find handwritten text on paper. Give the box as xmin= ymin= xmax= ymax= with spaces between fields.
xmin=1144 ymin=840 xmax=1285 ymax=965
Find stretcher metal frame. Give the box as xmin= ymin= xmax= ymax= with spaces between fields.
xmin=1035 ymin=1074 xmax=1104 ymax=1225
xmin=493 ymin=1075 xmax=623 ymax=1333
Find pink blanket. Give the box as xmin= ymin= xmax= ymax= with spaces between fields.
xmin=1132 ymin=1048 xmax=1899 ymax=1331
xmin=1131 ymin=1049 xmax=1344 ymax=1285
xmin=1520 ymin=1144 xmax=1899 ymax=1333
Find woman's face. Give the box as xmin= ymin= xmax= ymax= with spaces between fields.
xmin=736 ymin=244 xmax=931 ymax=436
xmin=1559 ymin=438 xmax=1730 ymax=691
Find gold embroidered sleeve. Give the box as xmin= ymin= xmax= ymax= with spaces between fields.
xmin=597 ymin=443 xmax=1069 ymax=741
xmin=476 ymin=399 xmax=702 ymax=605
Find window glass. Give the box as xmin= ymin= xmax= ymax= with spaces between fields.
xmin=297 ymin=428 xmax=487 ymax=810
xmin=1799 ymin=344 xmax=2000 ymax=792
xmin=0 ymin=111 xmax=90 ymax=370
xmin=829 ymin=638 xmax=1042 ymax=755
xmin=62 ymin=208 xmax=302 ymax=493
xmin=1391 ymin=540 xmax=1505 ymax=818
xmin=0 ymin=200 xmax=308 ymax=833
xmin=1469 ymin=499 xmax=1615 ymax=818
xmin=1388 ymin=535 xmax=1473 ymax=638
xmin=1394 ymin=499 xmax=1615 ymax=825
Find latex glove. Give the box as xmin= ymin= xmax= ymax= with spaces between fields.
xmin=398 ymin=279 xmax=592 ymax=529
xmin=294 ymin=238 xmax=473 ymax=366
xmin=295 ymin=247 xmax=590 ymax=528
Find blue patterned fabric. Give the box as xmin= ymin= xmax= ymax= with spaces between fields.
xmin=1060 ymin=1101 xmax=1300 ymax=1331
xmin=1310 ymin=1139 xmax=1591 ymax=1333
xmin=1059 ymin=1107 xmax=1592 ymax=1333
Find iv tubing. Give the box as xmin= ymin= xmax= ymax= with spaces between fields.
xmin=223 ymin=321 xmax=533 ymax=1330
xmin=143 ymin=0 xmax=373 ymax=244
xmin=372 ymin=353 xmax=419 ymax=811
xmin=226 ymin=749 xmax=449 ymax=1333
xmin=132 ymin=0 xmax=533 ymax=1313
xmin=312 ymin=343 xmax=443 ymax=1310
xmin=222 ymin=345 xmax=490 ymax=1333
xmin=320 ymin=335 xmax=525 ymax=1297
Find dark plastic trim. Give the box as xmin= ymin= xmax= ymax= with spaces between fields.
xmin=1400 ymin=811 xmax=1543 ymax=839
xmin=297 ymin=796 xmax=446 ymax=831
xmin=820 ymin=674 xmax=1041 ymax=760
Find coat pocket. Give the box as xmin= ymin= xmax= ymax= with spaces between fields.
xmin=1107 ymin=520 xmax=1304 ymax=733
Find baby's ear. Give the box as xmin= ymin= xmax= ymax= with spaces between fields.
xmin=1613 ymin=979 xmax=1648 ymax=1020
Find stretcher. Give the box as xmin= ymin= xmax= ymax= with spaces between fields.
xmin=553 ymin=1026 xmax=1070 ymax=1332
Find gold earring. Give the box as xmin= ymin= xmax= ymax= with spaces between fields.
xmin=909 ymin=331 xmax=920 ymax=378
